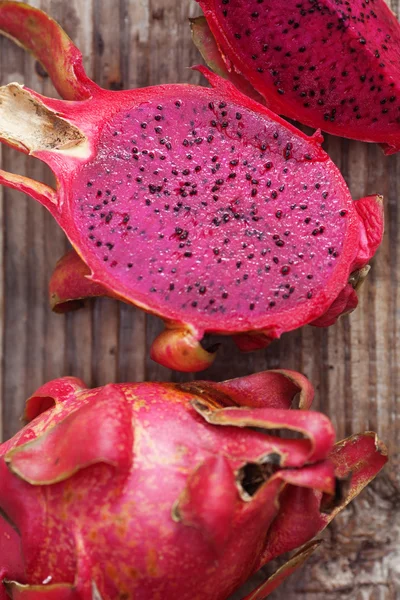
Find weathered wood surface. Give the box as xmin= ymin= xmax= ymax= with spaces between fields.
xmin=0 ymin=0 xmax=399 ymax=598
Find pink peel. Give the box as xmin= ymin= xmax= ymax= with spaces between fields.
xmin=190 ymin=17 xmax=267 ymax=106
xmin=3 ymin=582 xmax=77 ymax=600
xmin=242 ymin=540 xmax=321 ymax=600
xmin=0 ymin=0 xmax=96 ymax=101
xmin=49 ymin=250 xmax=118 ymax=314
xmin=0 ymin=371 xmax=387 ymax=600
xmin=0 ymin=2 xmax=384 ymax=372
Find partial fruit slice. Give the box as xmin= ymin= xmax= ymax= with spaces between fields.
xmin=0 ymin=2 xmax=384 ymax=371
xmin=193 ymin=0 xmax=400 ymax=154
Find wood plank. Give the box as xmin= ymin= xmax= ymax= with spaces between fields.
xmin=0 ymin=0 xmax=398 ymax=598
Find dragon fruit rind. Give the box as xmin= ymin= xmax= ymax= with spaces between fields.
xmin=0 ymin=370 xmax=387 ymax=600
xmin=193 ymin=0 xmax=400 ymax=154
xmin=0 ymin=2 xmax=384 ymax=372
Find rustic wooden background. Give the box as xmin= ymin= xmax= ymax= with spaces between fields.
xmin=0 ymin=0 xmax=398 ymax=598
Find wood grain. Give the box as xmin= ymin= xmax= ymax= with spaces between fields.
xmin=0 ymin=1 xmax=399 ymax=598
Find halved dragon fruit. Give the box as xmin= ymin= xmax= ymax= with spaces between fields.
xmin=193 ymin=0 xmax=400 ymax=154
xmin=0 ymin=370 xmax=387 ymax=600
xmin=0 ymin=2 xmax=383 ymax=372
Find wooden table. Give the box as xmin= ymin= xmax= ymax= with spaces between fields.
xmin=0 ymin=1 xmax=398 ymax=598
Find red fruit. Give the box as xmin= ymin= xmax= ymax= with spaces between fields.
xmin=0 ymin=371 xmax=387 ymax=600
xmin=0 ymin=2 xmax=384 ymax=371
xmin=193 ymin=0 xmax=400 ymax=154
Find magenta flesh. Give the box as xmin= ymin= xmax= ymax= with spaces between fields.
xmin=73 ymin=96 xmax=352 ymax=327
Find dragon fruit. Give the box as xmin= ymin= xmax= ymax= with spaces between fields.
xmin=0 ymin=370 xmax=387 ymax=600
xmin=193 ymin=0 xmax=400 ymax=154
xmin=0 ymin=2 xmax=384 ymax=372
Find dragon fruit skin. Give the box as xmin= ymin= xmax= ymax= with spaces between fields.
xmin=0 ymin=371 xmax=387 ymax=600
xmin=0 ymin=2 xmax=384 ymax=372
xmin=193 ymin=0 xmax=400 ymax=154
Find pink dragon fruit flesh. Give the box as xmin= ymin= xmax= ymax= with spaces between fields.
xmin=193 ymin=0 xmax=400 ymax=154
xmin=0 ymin=2 xmax=384 ymax=372
xmin=0 ymin=370 xmax=387 ymax=600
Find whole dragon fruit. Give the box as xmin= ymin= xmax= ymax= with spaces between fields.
xmin=0 ymin=370 xmax=387 ymax=600
xmin=193 ymin=0 xmax=400 ymax=154
xmin=0 ymin=2 xmax=383 ymax=372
